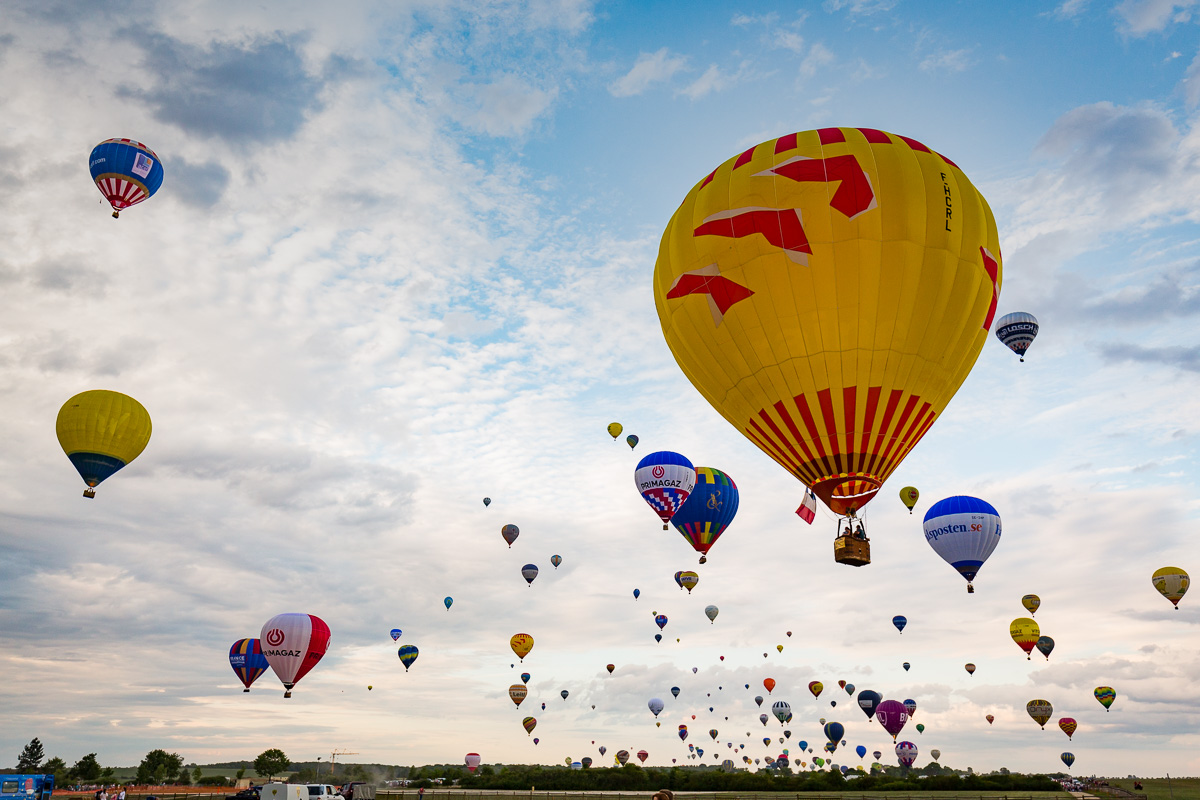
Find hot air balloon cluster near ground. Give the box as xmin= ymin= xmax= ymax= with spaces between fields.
xmin=0 ymin=1 xmax=1196 ymax=786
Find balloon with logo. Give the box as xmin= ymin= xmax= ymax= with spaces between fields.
xmin=1036 ymin=636 xmax=1055 ymax=660
xmin=56 ymin=390 xmax=153 ymax=498
xmin=670 ymin=467 xmax=739 ymax=563
xmin=655 ymin=614 xmax=668 ymax=630
xmin=671 ymin=686 xmax=681 ymax=698
xmin=1022 ymin=594 xmax=1041 ymax=616
xmin=521 ymin=564 xmax=539 ymax=586
xmin=635 ymin=451 xmax=697 ymax=530
xmin=857 ymin=689 xmax=882 ymax=719
xmin=1010 ymin=617 xmax=1040 ymax=659
xmin=1027 ymin=699 xmax=1053 ymax=729
xmin=808 ymin=681 xmax=823 ymax=698
xmin=522 ymin=716 xmax=537 ymax=735
xmin=995 ymin=311 xmax=1039 ymax=362
xmin=616 ymin=750 xmax=630 ymax=766
xmin=607 ymin=423 xmax=623 ymax=440
xmin=89 ymin=138 xmax=165 ymax=218
xmin=923 ymin=496 xmax=1002 ymax=592
xmin=1094 ymin=686 xmax=1116 ymax=711
xmin=892 ymin=615 xmax=907 ymax=634
xmin=985 ymin=714 xmax=994 ymax=724
xmin=900 ymin=486 xmax=919 ymax=514
xmin=560 ymin=690 xmax=569 ymax=701
xmin=648 ymin=697 xmax=665 ymax=717
xmin=1152 ymin=566 xmax=1189 ymax=608
xmin=510 ymin=633 xmax=534 ymax=661
xmin=501 ymin=524 xmax=519 ymax=547
xmin=895 ymin=741 xmax=917 ymax=768
xmin=1059 ymin=717 xmax=1077 ymax=739
xmin=444 ymin=596 xmax=453 ymax=610
xmin=679 ymin=571 xmax=700 ymax=593
xmin=653 ymin=128 xmax=1002 ymax=522
xmin=875 ymin=699 xmax=908 ymax=740
xmin=260 ymin=613 xmax=331 ymax=697
xmin=389 ymin=629 xmax=402 ymax=641
xmin=229 ymin=638 xmax=269 ymax=692
xmin=397 ymin=644 xmax=418 ymax=671
xmin=464 ymin=753 xmax=481 ymax=773
xmin=508 ymin=684 xmax=527 ymax=707
xmin=771 ymin=701 xmax=791 ymax=724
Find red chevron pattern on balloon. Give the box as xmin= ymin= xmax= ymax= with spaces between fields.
xmin=666 ymin=264 xmax=754 ymax=326
xmin=756 ymin=154 xmax=877 ymax=219
xmin=693 ymin=207 xmax=812 ymax=264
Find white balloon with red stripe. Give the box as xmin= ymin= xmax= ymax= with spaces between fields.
xmin=260 ymin=612 xmax=331 ymax=697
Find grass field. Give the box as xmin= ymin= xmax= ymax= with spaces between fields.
xmin=1106 ymin=778 xmax=1200 ymax=800
xmin=372 ymin=791 xmax=1072 ymax=800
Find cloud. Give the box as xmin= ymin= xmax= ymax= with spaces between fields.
xmin=1052 ymin=0 xmax=1091 ymax=18
xmin=679 ymin=65 xmax=729 ymax=100
xmin=919 ymin=48 xmax=974 ymax=72
xmin=117 ymin=32 xmax=325 ymax=144
xmin=167 ymin=158 xmax=231 ymax=210
xmin=822 ymin=0 xmax=898 ymax=15
xmin=608 ymin=48 xmax=688 ymax=97
xmin=453 ymin=75 xmax=557 ymax=137
xmin=799 ymin=43 xmax=835 ymax=78
xmin=1116 ymin=0 xmax=1199 ymax=35
xmin=1184 ymin=50 xmax=1200 ymax=106
xmin=1099 ymin=342 xmax=1200 ymax=371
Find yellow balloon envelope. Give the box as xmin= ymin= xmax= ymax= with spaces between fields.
xmin=510 ymin=632 xmax=535 ymax=661
xmin=899 ymin=486 xmax=919 ymax=513
xmin=1009 ymin=617 xmax=1040 ymax=660
xmin=508 ymin=684 xmax=528 ymax=707
xmin=56 ymin=390 xmax=152 ymax=497
xmin=607 ymin=422 xmax=623 ymax=440
xmin=1021 ymin=594 xmax=1041 ymax=616
xmin=654 ymin=128 xmax=1002 ymax=516
xmin=1026 ymin=699 xmax=1053 ymax=729
xmin=1152 ymin=567 xmax=1189 ymax=609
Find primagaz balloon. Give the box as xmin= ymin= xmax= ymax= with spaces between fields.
xmin=56 ymin=390 xmax=152 ymax=498
xmin=635 ymin=451 xmax=697 ymax=529
xmin=260 ymin=613 xmax=331 ymax=697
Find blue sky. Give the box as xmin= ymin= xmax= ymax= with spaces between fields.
xmin=0 ymin=0 xmax=1198 ymax=779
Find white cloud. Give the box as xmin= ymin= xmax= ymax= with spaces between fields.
xmin=822 ymin=0 xmax=898 ymax=15
xmin=1052 ymin=0 xmax=1090 ymax=19
xmin=799 ymin=42 xmax=835 ymax=78
xmin=1184 ymin=49 xmax=1200 ymax=106
xmin=919 ymin=47 xmax=974 ymax=72
xmin=608 ymin=48 xmax=688 ymax=97
xmin=1116 ymin=0 xmax=1199 ymax=35
xmin=453 ymin=74 xmax=557 ymax=137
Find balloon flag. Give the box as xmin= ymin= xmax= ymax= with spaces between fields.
xmin=56 ymin=390 xmax=152 ymax=498
xmin=520 ymin=672 xmax=530 ymax=684
xmin=606 ymin=663 xmax=615 ymax=674
xmin=1036 ymin=636 xmax=1055 ymax=660
xmin=995 ymin=311 xmax=1039 ymax=362
xmin=464 ymin=753 xmax=481 ymax=773
xmin=671 ymin=467 xmax=740 ymax=561
xmin=1059 ymin=717 xmax=1077 ymax=739
xmin=260 ymin=613 xmax=330 ymax=697
xmin=808 ymin=681 xmax=822 ymax=698
xmin=1061 ymin=752 xmax=1075 ymax=769
xmin=895 ymin=742 xmax=918 ymax=768
xmin=508 ymin=684 xmax=528 ymax=707
xmin=915 ymin=724 xmax=924 ymax=734
xmin=648 ymin=697 xmax=665 ymax=717
xmin=1027 ymin=699 xmax=1053 ymax=729
xmin=607 ymin=422 xmax=623 ymax=440
xmin=1010 ymin=618 xmax=1040 ymax=660
xmin=510 ymin=633 xmax=534 ymax=661
xmin=856 ymin=745 xmax=867 ymax=760
xmin=635 ymin=451 xmax=697 ymax=529
xmin=965 ymin=663 xmax=976 ymax=675
xmin=923 ymin=496 xmax=1002 ymax=592
xmin=633 ymin=588 xmax=640 ymax=599
xmin=551 ymin=554 xmax=562 ymax=569
xmin=1094 ymin=686 xmax=1116 ymax=711
xmin=637 ymin=750 xmax=648 ymax=764
xmin=1152 ymin=566 xmax=1190 ymax=608
xmin=672 ymin=686 xmax=681 ymax=697
xmin=89 ymin=138 xmax=164 ymax=218
xmin=902 ymin=662 xmax=910 ymax=671
xmin=985 ymin=714 xmax=994 ymax=724
xmin=1022 ymin=594 xmax=1041 ymax=616
xmin=875 ymin=699 xmax=909 ymax=740
xmin=229 ymin=638 xmax=268 ymax=692
xmin=522 ymin=716 xmax=537 ymax=735
xmin=521 ymin=564 xmax=539 ymax=586
xmin=705 ymin=604 xmax=719 ymax=623
xmin=390 ymin=629 xmax=402 ymax=641
xmin=892 ymin=615 xmax=907 ymax=633
xmin=561 ymin=690 xmax=569 ymax=700
xmin=444 ymin=596 xmax=453 ymax=610
xmin=679 ymin=571 xmax=700 ymax=593
xmin=900 ymin=486 xmax=919 ymax=513
xmin=764 ymin=678 xmax=776 ymax=694
xmin=616 ymin=750 xmax=630 ymax=766
xmin=397 ymin=644 xmax=419 ymax=671
xmin=653 ymin=128 xmax=1002 ymax=518
xmin=903 ymin=699 xmax=917 ymax=718
xmin=772 ymin=701 xmax=791 ymax=724
xmin=483 ymin=497 xmax=491 ymax=507
xmin=627 ymin=435 xmax=639 ymax=450
xmin=857 ymin=690 xmax=882 ymax=719
xmin=501 ymin=524 xmax=520 ymax=547
xmin=823 ymin=722 xmax=844 ymax=745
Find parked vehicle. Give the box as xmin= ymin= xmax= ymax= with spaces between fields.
xmin=1 ymin=776 xmax=54 ymax=800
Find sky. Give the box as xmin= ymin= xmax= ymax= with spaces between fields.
xmin=1 ymin=0 xmax=1199 ymax=779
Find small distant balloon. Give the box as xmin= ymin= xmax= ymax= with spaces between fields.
xmin=482 ymin=497 xmax=491 ymax=507
xmin=1022 ymin=594 xmax=1041 ymax=615
xmin=607 ymin=422 xmax=623 ymax=439
xmin=1036 ymin=635 xmax=1055 ymax=660
xmin=656 ymin=614 xmax=669 ymax=630
xmin=501 ymin=524 xmax=520 ymax=547
xmin=902 ymin=662 xmax=910 ymax=671
xmin=633 ymin=588 xmax=640 ymax=599
xmin=994 ymin=311 xmax=1039 ymax=362
xmin=521 ymin=563 xmax=539 ymax=586
xmin=1152 ymin=566 xmax=1190 ymax=608
xmin=892 ymin=615 xmax=907 ymax=633
xmin=626 ymin=435 xmax=639 ymax=450
xmin=705 ymin=604 xmax=719 ymax=623
xmin=1094 ymin=686 xmax=1116 ymax=711
xmin=390 ymin=628 xmax=402 ymax=641
xmin=551 ymin=554 xmax=562 ymax=569
xmin=398 ymin=644 xmax=419 ymax=672
xmin=900 ymin=486 xmax=919 ymax=514
xmin=965 ymin=663 xmax=976 ymax=675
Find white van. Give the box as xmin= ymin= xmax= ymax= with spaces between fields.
xmin=261 ymin=785 xmax=306 ymax=800
xmin=305 ymin=786 xmax=344 ymax=800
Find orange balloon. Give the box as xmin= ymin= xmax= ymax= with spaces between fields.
xmin=763 ymin=678 xmax=776 ymax=694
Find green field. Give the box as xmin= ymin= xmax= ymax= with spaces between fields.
xmin=373 ymin=791 xmax=1071 ymax=800
xmin=1106 ymin=779 xmax=1200 ymax=800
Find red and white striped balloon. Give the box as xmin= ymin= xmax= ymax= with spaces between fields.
xmin=260 ymin=613 xmax=331 ymax=697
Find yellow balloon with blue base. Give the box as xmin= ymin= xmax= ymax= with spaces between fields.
xmin=56 ymin=390 xmax=151 ymax=497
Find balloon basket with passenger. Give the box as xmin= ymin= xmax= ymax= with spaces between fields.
xmin=833 ymin=516 xmax=871 ymax=567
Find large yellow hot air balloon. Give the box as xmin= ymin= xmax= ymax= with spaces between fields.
xmin=654 ymin=127 xmax=1001 ymax=520
xmin=510 ymin=633 xmax=535 ymax=661
xmin=1009 ymin=617 xmax=1040 ymax=660
xmin=56 ymin=390 xmax=152 ymax=498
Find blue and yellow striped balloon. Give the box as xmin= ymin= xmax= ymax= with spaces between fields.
xmin=229 ymin=638 xmax=269 ymax=692
xmin=670 ymin=467 xmax=739 ymax=562
xmin=398 ymin=644 xmax=419 ymax=671
xmin=56 ymin=390 xmax=152 ymax=497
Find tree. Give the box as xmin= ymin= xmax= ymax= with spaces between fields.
xmin=253 ymin=750 xmax=290 ymax=781
xmin=235 ymin=768 xmax=246 ymax=781
xmin=17 ymin=739 xmax=45 ymax=772
xmin=176 ymin=767 xmax=191 ymax=786
xmin=72 ymin=754 xmax=102 ymax=783
xmin=41 ymin=758 xmax=69 ymax=786
xmin=193 ymin=767 xmax=203 ymax=784
xmin=136 ymin=750 xmax=184 ymax=785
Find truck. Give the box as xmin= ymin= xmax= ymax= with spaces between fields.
xmin=338 ymin=783 xmax=374 ymax=800
xmin=1 ymin=775 xmax=54 ymax=800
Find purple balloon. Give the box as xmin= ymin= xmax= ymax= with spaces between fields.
xmin=875 ymin=699 xmax=909 ymax=739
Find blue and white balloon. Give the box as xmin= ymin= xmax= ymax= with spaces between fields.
xmin=923 ymin=495 xmax=1001 ymax=593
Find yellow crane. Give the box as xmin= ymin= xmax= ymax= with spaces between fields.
xmin=326 ymin=750 xmax=358 ymax=776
